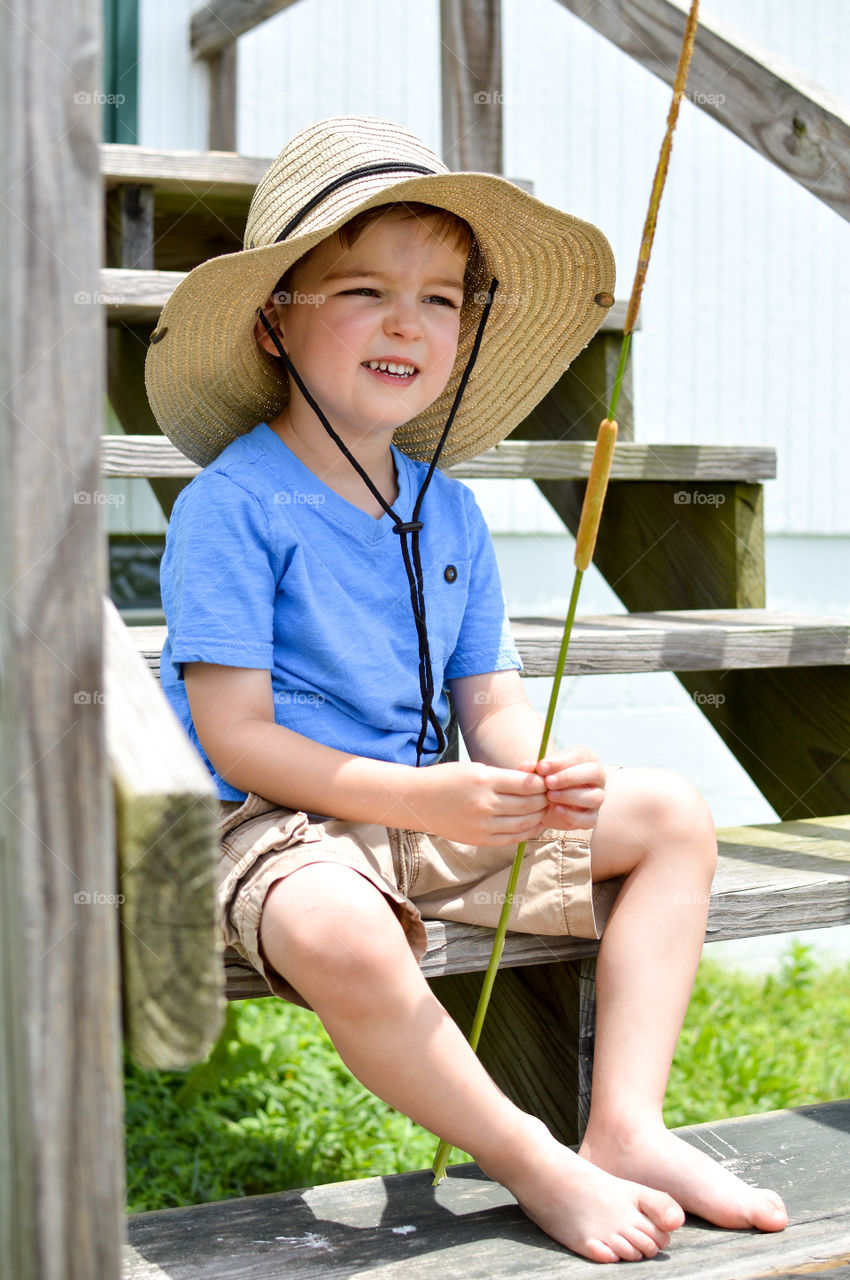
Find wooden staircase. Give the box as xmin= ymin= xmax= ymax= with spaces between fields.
xmin=99 ymin=135 xmax=850 ymax=1279
xmin=5 ymin=0 xmax=850 ymax=1266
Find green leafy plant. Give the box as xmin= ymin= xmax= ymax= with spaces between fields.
xmin=125 ymin=942 xmax=849 ymax=1213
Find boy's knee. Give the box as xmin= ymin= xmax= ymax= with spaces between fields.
xmin=613 ymin=768 xmax=716 ymax=863
xmin=641 ymin=770 xmax=716 ymax=863
xmin=260 ymin=864 xmax=407 ymax=1002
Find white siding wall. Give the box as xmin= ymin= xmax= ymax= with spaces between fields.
xmin=133 ymin=0 xmax=850 ymax=536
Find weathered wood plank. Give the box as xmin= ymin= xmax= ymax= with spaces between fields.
xmin=557 ymin=0 xmax=850 ymax=223
xmin=429 ymin=956 xmax=598 ymax=1147
xmin=106 ymin=184 xmax=155 ymax=271
xmin=676 ymin=666 xmax=850 ymax=822
xmin=99 ymin=145 xmax=551 ymax=208
xmin=102 ymin=143 xmax=272 ymax=195
xmin=207 ymin=42 xmax=237 ymax=152
xmin=98 ymin=267 xmax=633 ymax=330
xmin=124 ymin=1101 xmax=850 ymax=1278
xmin=103 ymin=599 xmax=224 ymax=1069
xmin=106 ymin=334 xmax=190 ymax=521
xmin=525 ymin=441 xmax=848 ymax=820
xmin=100 ymin=435 xmax=777 ymax=482
xmin=525 ymin=334 xmax=636 ymax=441
xmin=440 ymin=0 xmax=502 ymax=172
xmin=511 ymin=609 xmax=850 ymax=676
xmin=105 ymin=191 xmax=190 ymax=523
xmin=131 ymin=611 xmax=850 ymax=682
xmin=100 ymin=267 xmax=186 ymax=323
xmin=222 ymin=813 xmax=850 ymax=997
xmin=0 ymin=0 xmax=125 ymax=1271
xmin=191 ymin=0 xmax=302 ymax=59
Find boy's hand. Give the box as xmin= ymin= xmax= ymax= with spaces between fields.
xmin=517 ymin=746 xmax=606 ymax=833
xmin=412 ymin=761 xmax=550 ymax=847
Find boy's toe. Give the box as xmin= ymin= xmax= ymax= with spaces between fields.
xmin=750 ymin=1190 xmax=788 ymax=1232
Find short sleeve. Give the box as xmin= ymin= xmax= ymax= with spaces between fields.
xmin=160 ymin=470 xmax=282 ymax=677
xmin=444 ymin=488 xmax=522 ymax=679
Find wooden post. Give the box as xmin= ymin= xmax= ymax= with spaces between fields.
xmin=0 ymin=0 xmax=125 ymax=1274
xmin=440 ymin=0 xmax=503 ymax=172
xmin=207 ymin=43 xmax=238 ymax=152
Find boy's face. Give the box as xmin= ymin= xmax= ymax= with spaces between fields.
xmin=256 ymin=213 xmax=467 ymax=444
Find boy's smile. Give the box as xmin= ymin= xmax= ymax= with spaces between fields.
xmin=257 ymin=212 xmax=467 ymax=458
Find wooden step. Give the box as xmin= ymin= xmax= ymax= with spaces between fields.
xmin=102 ymin=143 xmax=271 ymax=200
xmin=222 ymin=812 xmax=850 ymax=997
xmin=124 ymin=1099 xmax=850 ymax=1279
xmin=102 ymin=434 xmax=776 ymax=482
xmin=127 ymin=610 xmax=850 ymax=684
xmin=99 ymin=266 xmax=634 ymax=329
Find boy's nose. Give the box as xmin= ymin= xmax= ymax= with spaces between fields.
xmin=384 ymin=298 xmax=423 ymax=338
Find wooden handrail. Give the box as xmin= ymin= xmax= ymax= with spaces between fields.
xmin=191 ymin=0 xmax=302 ymax=58
xmin=189 ymin=0 xmax=850 ymax=220
xmin=557 ymin=0 xmax=850 ymax=223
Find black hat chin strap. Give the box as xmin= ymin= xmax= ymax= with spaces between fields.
xmin=254 ymin=159 xmax=497 ymax=764
xmin=257 ymin=283 xmax=497 ymax=766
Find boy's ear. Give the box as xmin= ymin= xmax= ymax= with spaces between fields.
xmin=254 ymin=300 xmax=286 ymax=355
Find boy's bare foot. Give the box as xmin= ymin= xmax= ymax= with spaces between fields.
xmin=477 ymin=1115 xmax=685 ymax=1263
xmin=578 ymin=1118 xmax=788 ymax=1234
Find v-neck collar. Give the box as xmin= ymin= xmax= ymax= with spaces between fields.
xmin=257 ymin=422 xmax=412 ymax=545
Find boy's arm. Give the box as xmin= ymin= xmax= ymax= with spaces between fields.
xmin=184 ymin=662 xmax=550 ymax=846
xmin=450 ymin=669 xmax=606 ymax=829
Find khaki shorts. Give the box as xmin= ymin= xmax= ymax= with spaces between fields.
xmin=218 ymin=786 xmax=623 ymax=1010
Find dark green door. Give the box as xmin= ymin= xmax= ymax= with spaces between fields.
xmin=103 ymin=0 xmax=138 ymax=143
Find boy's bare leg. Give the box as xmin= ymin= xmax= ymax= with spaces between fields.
xmin=578 ymin=766 xmax=788 ymax=1232
xmin=260 ymin=863 xmax=684 ymax=1263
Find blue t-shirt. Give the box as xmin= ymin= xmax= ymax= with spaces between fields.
xmin=160 ymin=422 xmax=522 ymax=800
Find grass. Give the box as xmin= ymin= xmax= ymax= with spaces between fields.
xmin=124 ymin=940 xmax=850 ymax=1213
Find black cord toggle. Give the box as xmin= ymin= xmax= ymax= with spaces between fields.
xmin=392 ymin=520 xmax=424 ymax=534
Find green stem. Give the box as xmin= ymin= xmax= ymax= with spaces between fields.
xmin=431 ymin=568 xmax=584 ymax=1183
xmin=607 ymin=330 xmax=632 ymax=424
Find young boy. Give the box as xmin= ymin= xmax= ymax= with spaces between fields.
xmin=147 ymin=115 xmax=787 ymax=1263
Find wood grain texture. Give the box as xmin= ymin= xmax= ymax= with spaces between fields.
xmin=124 ymin=1100 xmax=850 ymax=1278
xmin=676 ymin=666 xmax=850 ymax=822
xmin=128 ymin=611 xmax=850 ymax=683
xmin=191 ymin=0 xmax=301 ymax=58
xmin=106 ymin=184 xmax=155 ymax=271
xmin=104 ymin=600 xmax=224 ymax=1069
xmin=557 ymin=0 xmax=850 ymax=222
xmin=101 ymin=435 xmax=777 ymax=481
xmin=207 ymin=43 xmax=237 ymax=152
xmin=440 ymin=0 xmax=502 ymax=172
xmin=521 ymin=333 xmax=635 ymax=441
xmin=0 ymin=0 xmax=125 ymax=1272
xmin=221 ymin=813 xmax=850 ymax=997
xmin=106 ymin=339 xmax=190 ymax=520
xmin=101 ymin=143 xmax=272 ymax=194
xmin=99 ymin=145 xmax=561 ymax=207
xmin=428 ymin=955 xmax=598 ymax=1147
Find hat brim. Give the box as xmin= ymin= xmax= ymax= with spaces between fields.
xmin=145 ymin=172 xmax=615 ymax=469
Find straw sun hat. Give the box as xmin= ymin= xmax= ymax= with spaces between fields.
xmin=145 ymin=115 xmax=615 ymax=470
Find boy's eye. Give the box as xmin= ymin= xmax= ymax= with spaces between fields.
xmin=340 ymin=287 xmax=460 ymax=308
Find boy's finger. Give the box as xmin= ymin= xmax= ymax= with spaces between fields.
xmin=491 ymin=767 xmax=547 ymax=794
xmin=543 ymin=763 xmax=605 ymax=790
xmin=536 ymin=747 xmax=597 ymax=772
xmin=548 ymin=789 xmax=605 ymax=812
